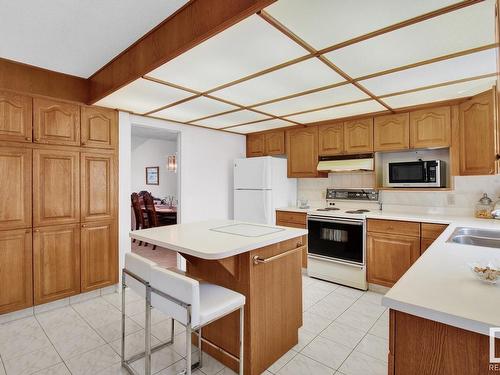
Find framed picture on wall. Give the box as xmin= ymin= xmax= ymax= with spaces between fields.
xmin=146 ymin=166 xmax=159 ymax=185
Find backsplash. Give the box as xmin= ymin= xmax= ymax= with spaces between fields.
xmin=297 ymin=174 xmax=500 ymax=216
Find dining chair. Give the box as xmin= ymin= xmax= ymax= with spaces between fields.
xmin=131 ymin=193 xmax=149 ymax=246
xmin=143 ymin=192 xmax=159 ymax=250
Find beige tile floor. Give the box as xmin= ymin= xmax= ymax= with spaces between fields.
xmin=0 ymin=276 xmax=388 ymax=375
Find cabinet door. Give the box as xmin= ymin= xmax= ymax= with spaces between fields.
xmin=247 ymin=134 xmax=265 ymax=157
xmin=374 ymin=113 xmax=410 ymax=151
xmin=410 ymin=106 xmax=451 ymax=149
xmin=344 ymin=118 xmax=374 ymax=154
xmin=81 ymin=152 xmax=116 ymax=222
xmin=33 ymin=224 xmax=80 ymax=305
xmin=33 ymin=149 xmax=80 ymax=226
xmin=33 ymin=98 xmax=80 ymax=146
xmin=318 ymin=123 xmax=344 ymax=156
xmin=81 ymin=220 xmax=118 ymax=292
xmin=286 ymin=127 xmax=320 ymax=177
xmin=0 ymin=90 xmax=32 ymax=142
xmin=459 ymin=90 xmax=496 ymax=175
xmin=264 ymin=130 xmax=285 ymax=155
xmin=81 ymin=106 xmax=117 ymax=149
xmin=0 ymin=229 xmax=32 ymax=314
xmin=367 ymin=232 xmax=420 ymax=287
xmin=0 ymin=146 xmax=32 ymax=230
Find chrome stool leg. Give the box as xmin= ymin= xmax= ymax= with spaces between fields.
xmin=198 ymin=327 xmax=203 ymax=368
xmin=239 ymin=307 xmax=244 ymax=375
xmin=121 ymin=270 xmax=126 ymax=369
xmin=145 ymin=285 xmax=152 ymax=375
xmin=186 ymin=323 xmax=192 ymax=375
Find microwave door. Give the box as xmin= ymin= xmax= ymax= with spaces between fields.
xmin=388 ymin=161 xmax=426 ymax=186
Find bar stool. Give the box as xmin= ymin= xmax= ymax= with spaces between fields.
xmin=150 ymin=265 xmax=246 ymax=375
xmin=121 ymin=253 xmax=175 ymax=375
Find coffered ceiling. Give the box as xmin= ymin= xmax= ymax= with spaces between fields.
xmin=95 ymin=0 xmax=499 ymax=134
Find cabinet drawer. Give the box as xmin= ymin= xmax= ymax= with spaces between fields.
xmin=276 ymin=220 xmax=306 ymax=229
xmin=276 ymin=211 xmax=307 ymax=226
xmin=421 ymin=223 xmax=448 ymax=240
xmin=367 ymin=219 xmax=420 ymax=237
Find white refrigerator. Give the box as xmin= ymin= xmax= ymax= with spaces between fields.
xmin=233 ymin=156 xmax=297 ymax=225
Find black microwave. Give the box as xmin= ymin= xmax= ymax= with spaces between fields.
xmin=385 ymin=160 xmax=446 ymax=187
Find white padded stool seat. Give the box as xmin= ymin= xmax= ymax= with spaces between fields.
xmin=124 ymin=252 xmax=157 ymax=297
xmin=199 ymin=283 xmax=245 ymax=326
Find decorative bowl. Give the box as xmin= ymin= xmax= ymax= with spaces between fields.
xmin=469 ymin=261 xmax=500 ymax=284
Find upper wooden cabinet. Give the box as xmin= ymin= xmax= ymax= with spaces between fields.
xmin=81 ymin=220 xmax=118 ymax=292
xmin=374 ymin=113 xmax=409 ymax=151
xmin=0 ymin=229 xmax=33 ymax=314
xmin=33 ymin=224 xmax=80 ymax=305
xmin=344 ymin=118 xmax=374 ymax=154
xmin=264 ymin=130 xmax=285 ymax=155
xmin=246 ymin=133 xmax=265 ymax=157
xmin=459 ymin=90 xmax=498 ymax=175
xmin=33 ymin=98 xmax=80 ymax=146
xmin=0 ymin=91 xmax=32 ymax=142
xmin=286 ymin=126 xmax=321 ymax=178
xmin=318 ymin=123 xmax=344 ymax=156
xmin=410 ymin=106 xmax=451 ymax=149
xmin=0 ymin=146 xmax=32 ymax=230
xmin=81 ymin=106 xmax=117 ymax=149
xmin=33 ymin=148 xmax=80 ymax=226
xmin=81 ymin=152 xmax=117 ymax=222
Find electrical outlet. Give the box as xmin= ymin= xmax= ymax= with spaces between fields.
xmin=447 ymin=194 xmax=455 ymax=206
xmin=321 ymin=191 xmax=327 ymax=199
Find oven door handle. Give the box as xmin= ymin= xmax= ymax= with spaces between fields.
xmin=307 ymin=216 xmax=364 ymax=226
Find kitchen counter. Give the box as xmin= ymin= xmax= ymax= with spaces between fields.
xmin=129 ymin=219 xmax=307 ymax=259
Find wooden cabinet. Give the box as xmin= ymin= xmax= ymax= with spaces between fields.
xmin=459 ymin=90 xmax=497 ymax=175
xmin=344 ymin=118 xmax=374 ymax=154
xmin=81 ymin=220 xmax=118 ymax=292
xmin=420 ymin=223 xmax=448 ymax=254
xmin=374 ymin=113 xmax=409 ymax=151
xmin=0 ymin=146 xmax=32 ymax=230
xmin=0 ymin=229 xmax=32 ymax=314
xmin=33 ymin=224 xmax=80 ymax=304
xmin=81 ymin=106 xmax=117 ymax=149
xmin=318 ymin=123 xmax=344 ymax=156
xmin=33 ymin=148 xmax=80 ymax=226
xmin=0 ymin=90 xmax=32 ymax=142
xmin=246 ymin=134 xmax=265 ymax=157
xmin=264 ymin=130 xmax=285 ymax=155
xmin=33 ymin=98 xmax=80 ymax=146
xmin=81 ymin=152 xmax=116 ymax=222
xmin=276 ymin=210 xmax=308 ymax=268
xmin=410 ymin=106 xmax=451 ymax=149
xmin=367 ymin=232 xmax=420 ymax=287
xmin=286 ymin=126 xmax=322 ymax=178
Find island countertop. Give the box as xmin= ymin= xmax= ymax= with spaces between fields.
xmin=129 ymin=220 xmax=308 ymax=260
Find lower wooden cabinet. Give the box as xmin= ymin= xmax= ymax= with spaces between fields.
xmin=276 ymin=210 xmax=308 ymax=268
xmin=0 ymin=229 xmax=32 ymax=314
xmin=420 ymin=223 xmax=448 ymax=254
xmin=81 ymin=220 xmax=118 ymax=292
xmin=33 ymin=224 xmax=80 ymax=305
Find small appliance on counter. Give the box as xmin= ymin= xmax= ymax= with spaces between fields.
xmin=475 ymin=193 xmax=494 ymax=219
xmin=384 ymin=159 xmax=446 ymax=188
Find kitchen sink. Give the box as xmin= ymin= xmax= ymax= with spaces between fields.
xmin=447 ymin=227 xmax=500 ymax=249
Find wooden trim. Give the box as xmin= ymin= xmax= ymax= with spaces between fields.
xmin=88 ymin=0 xmax=277 ymax=103
xmin=0 ymin=57 xmax=89 ymax=103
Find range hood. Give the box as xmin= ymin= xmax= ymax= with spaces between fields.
xmin=317 ymin=154 xmax=374 ymax=172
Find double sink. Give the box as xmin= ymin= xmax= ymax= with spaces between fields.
xmin=448 ymin=227 xmax=500 ymax=249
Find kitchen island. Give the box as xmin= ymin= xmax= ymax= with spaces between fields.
xmin=130 ymin=220 xmax=308 ymax=375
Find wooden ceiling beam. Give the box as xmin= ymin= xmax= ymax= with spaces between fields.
xmin=88 ymin=0 xmax=277 ymax=104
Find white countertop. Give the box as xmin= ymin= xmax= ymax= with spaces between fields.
xmin=129 ymin=220 xmax=308 ymax=260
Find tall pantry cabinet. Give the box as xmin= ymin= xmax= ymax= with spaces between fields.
xmin=0 ymin=90 xmax=118 ymax=314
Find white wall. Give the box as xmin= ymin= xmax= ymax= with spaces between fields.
xmin=131 ymin=136 xmax=177 ymax=199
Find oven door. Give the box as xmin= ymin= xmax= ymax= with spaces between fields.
xmin=307 ymin=216 xmax=364 ymax=265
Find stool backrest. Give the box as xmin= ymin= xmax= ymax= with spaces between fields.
xmin=124 ymin=253 xmax=157 ymax=297
xmin=150 ymin=266 xmax=200 ymax=327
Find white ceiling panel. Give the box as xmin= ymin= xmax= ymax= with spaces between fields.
xmin=94 ymin=78 xmax=193 ymax=114
xmin=285 ymin=100 xmax=386 ymax=123
xmin=265 ymin=0 xmax=461 ymax=50
xmin=147 ymin=15 xmax=308 ymax=92
xmin=360 ymin=48 xmax=498 ymax=96
xmin=229 ymin=119 xmax=295 ymax=134
xmin=211 ymin=59 xmax=345 ymax=106
xmin=382 ymin=76 xmax=497 ymax=108
xmin=0 ymin=0 xmax=188 ymax=77
xmin=151 ymin=96 xmax=238 ymax=123
xmin=192 ymin=110 xmax=271 ymax=129
xmin=324 ymin=1 xmax=496 ymax=78
xmin=254 ymin=84 xmax=369 ymax=116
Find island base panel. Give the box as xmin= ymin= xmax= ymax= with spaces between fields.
xmin=184 ymin=236 xmax=304 ymax=375
xmin=389 ymin=310 xmax=500 ymax=375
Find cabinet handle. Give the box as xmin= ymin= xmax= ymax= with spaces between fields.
xmin=82 ymin=141 xmax=87 ymax=145
xmin=297 ymin=242 xmax=303 ymax=247
xmin=34 ymin=229 xmax=40 ymax=232
xmin=34 ymin=138 xmax=40 ymax=142
xmin=25 ymin=137 xmax=31 ymax=141
xmin=496 ymin=154 xmax=500 ymax=161
xmin=82 ymin=224 xmax=87 ymax=228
